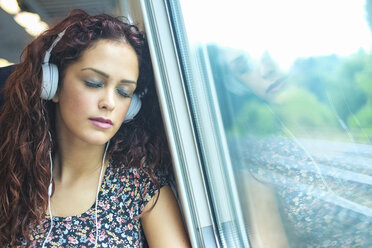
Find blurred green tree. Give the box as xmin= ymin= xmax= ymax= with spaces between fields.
xmin=274 ymin=86 xmax=339 ymax=136
xmin=348 ymin=53 xmax=372 ymax=134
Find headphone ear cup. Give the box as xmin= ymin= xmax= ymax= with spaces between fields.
xmin=41 ymin=63 xmax=59 ymax=100
xmin=124 ymin=93 xmax=141 ymax=123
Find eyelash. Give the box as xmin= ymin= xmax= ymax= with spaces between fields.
xmin=85 ymin=81 xmax=103 ymax=88
xmin=117 ymin=88 xmax=130 ymax=98
xmin=84 ymin=81 xmax=131 ymax=98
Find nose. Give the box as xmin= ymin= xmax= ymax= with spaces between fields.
xmin=99 ymin=89 xmax=115 ymax=111
xmin=260 ymin=52 xmax=279 ymax=80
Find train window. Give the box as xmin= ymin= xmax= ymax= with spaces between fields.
xmin=142 ymin=0 xmax=372 ymax=247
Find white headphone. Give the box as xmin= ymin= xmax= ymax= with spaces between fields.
xmin=41 ymin=29 xmax=142 ymax=122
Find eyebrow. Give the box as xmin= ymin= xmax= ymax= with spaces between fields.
xmin=82 ymin=67 xmax=137 ymax=85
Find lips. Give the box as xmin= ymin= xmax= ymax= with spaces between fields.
xmin=266 ymin=77 xmax=287 ymax=94
xmin=89 ymin=117 xmax=113 ymax=129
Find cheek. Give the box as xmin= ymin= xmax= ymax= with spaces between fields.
xmin=243 ymin=74 xmax=261 ymax=88
xmin=117 ymin=101 xmax=131 ymax=121
xmin=59 ymin=88 xmax=94 ymax=117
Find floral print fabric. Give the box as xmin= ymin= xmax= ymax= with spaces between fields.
xmin=24 ymin=161 xmax=167 ymax=248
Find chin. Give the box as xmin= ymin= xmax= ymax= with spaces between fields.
xmin=81 ymin=134 xmax=112 ymax=146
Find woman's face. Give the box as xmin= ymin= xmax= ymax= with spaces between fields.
xmin=53 ymin=39 xmax=139 ymax=146
xmin=225 ymin=49 xmax=286 ymax=101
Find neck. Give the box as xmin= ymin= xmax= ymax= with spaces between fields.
xmin=54 ymin=139 xmax=109 ymax=183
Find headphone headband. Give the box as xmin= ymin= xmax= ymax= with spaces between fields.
xmin=40 ymin=28 xmax=142 ymax=122
xmin=43 ymin=30 xmax=67 ymax=64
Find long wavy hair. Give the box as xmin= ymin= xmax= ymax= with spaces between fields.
xmin=0 ymin=9 xmax=170 ymax=246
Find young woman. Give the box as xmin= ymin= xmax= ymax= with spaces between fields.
xmin=0 ymin=9 xmax=190 ymax=247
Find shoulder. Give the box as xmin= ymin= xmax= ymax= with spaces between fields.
xmin=108 ymin=160 xmax=169 ymax=209
xmin=111 ymin=161 xmax=168 ymax=188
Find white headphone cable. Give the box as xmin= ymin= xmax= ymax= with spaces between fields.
xmin=94 ymin=140 xmax=110 ymax=247
xmin=41 ymin=141 xmax=109 ymax=248
xmin=41 ymin=150 xmax=54 ymax=248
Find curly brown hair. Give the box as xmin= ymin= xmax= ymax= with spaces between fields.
xmin=0 ymin=9 xmax=170 ymax=246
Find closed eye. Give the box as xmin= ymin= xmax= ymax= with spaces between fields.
xmin=231 ymin=55 xmax=252 ymax=74
xmin=84 ymin=81 xmax=103 ymax=88
xmin=117 ymin=87 xmax=131 ymax=98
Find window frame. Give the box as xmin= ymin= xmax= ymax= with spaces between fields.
xmin=140 ymin=0 xmax=219 ymax=247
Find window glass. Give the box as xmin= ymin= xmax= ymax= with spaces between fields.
xmin=171 ymin=0 xmax=372 ymax=247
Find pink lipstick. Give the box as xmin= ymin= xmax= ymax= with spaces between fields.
xmin=266 ymin=77 xmax=287 ymax=94
xmin=89 ymin=117 xmax=113 ymax=129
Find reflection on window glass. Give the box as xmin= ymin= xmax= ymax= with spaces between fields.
xmin=178 ymin=0 xmax=372 ymax=247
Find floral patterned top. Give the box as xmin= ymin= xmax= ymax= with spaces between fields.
xmin=22 ymin=161 xmax=168 ymax=248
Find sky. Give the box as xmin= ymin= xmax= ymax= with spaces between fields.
xmin=179 ymin=0 xmax=371 ymax=69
